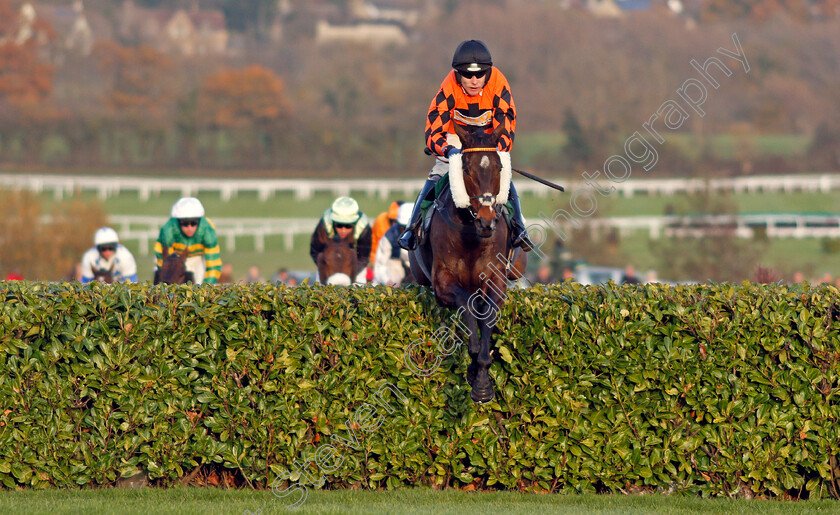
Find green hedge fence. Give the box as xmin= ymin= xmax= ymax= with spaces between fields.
xmin=2 ymin=280 xmax=840 ymax=500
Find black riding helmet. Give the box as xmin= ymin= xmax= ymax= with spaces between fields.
xmin=452 ymin=40 xmax=493 ymax=81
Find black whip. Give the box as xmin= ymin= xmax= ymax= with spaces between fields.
xmin=424 ymin=148 xmax=565 ymax=192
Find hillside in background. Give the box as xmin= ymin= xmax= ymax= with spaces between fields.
xmin=0 ymin=0 xmax=838 ymax=175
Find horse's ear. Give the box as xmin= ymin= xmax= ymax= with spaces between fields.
xmin=180 ymin=247 xmax=190 ymax=260
xmin=453 ymin=123 xmax=470 ymax=148
xmin=489 ymin=123 xmax=505 ymax=147
xmin=162 ymin=246 xmax=170 ymax=258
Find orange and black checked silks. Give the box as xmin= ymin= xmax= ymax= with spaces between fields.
xmin=425 ymin=67 xmax=516 ymax=157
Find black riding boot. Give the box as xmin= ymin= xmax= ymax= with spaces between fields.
xmin=509 ymin=182 xmax=534 ymax=251
xmin=399 ymin=177 xmax=438 ymax=250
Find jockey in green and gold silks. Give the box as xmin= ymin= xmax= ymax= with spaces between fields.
xmin=310 ymin=196 xmax=372 ymax=283
xmin=155 ymin=197 xmax=222 ymax=285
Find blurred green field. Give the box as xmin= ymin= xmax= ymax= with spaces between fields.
xmin=614 ymin=233 xmax=840 ymax=282
xmin=44 ymin=185 xmax=840 ymax=220
xmin=16 ymin=173 xmax=840 ymax=283
xmin=594 ymin=191 xmax=840 ymax=217
xmin=516 ymin=131 xmax=811 ymax=166
xmin=667 ymin=133 xmax=811 ymax=160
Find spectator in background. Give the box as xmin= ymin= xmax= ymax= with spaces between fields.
xmin=645 ymin=269 xmax=659 ymax=284
xmin=534 ymin=264 xmax=553 ymax=285
xmin=4 ymin=268 xmax=24 ymax=281
xmin=242 ymin=265 xmax=264 ymax=284
xmin=219 ymin=263 xmax=234 ymax=284
xmin=370 ymin=201 xmax=403 ymax=264
xmin=561 ymin=267 xmax=575 ymax=282
xmin=271 ymin=267 xmax=290 ymax=285
xmin=792 ymin=271 xmax=805 ymax=284
xmin=621 ymin=265 xmax=640 ymax=285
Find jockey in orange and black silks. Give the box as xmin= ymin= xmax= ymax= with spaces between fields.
xmin=399 ymin=39 xmax=532 ymax=252
xmin=424 ymin=62 xmax=515 ymax=159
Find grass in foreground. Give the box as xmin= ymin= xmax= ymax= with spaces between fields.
xmin=0 ymin=488 xmax=838 ymax=515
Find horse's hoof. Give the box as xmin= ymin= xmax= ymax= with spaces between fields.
xmin=466 ymin=364 xmax=478 ymax=386
xmin=470 ymin=385 xmax=495 ymax=404
xmin=470 ymin=375 xmax=495 ymax=404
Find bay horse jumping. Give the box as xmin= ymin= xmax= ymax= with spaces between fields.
xmin=154 ymin=247 xmax=194 ymax=285
xmin=317 ymin=240 xmax=359 ymax=285
xmin=409 ymin=122 xmax=527 ymax=404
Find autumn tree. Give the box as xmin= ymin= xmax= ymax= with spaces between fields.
xmin=195 ymin=65 xmax=292 ymax=166
xmin=197 ymin=65 xmax=290 ymax=129
xmin=0 ymin=0 xmax=54 ymax=106
xmin=0 ymin=191 xmax=107 ymax=280
xmin=94 ymin=41 xmax=174 ymax=120
xmin=93 ymin=41 xmax=176 ymax=165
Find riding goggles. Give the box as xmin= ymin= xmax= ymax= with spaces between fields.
xmin=459 ymin=70 xmax=486 ymax=79
xmin=334 ymin=222 xmax=354 ymax=230
xmin=179 ymin=219 xmax=200 ymax=227
xmin=97 ymin=245 xmax=116 ymax=252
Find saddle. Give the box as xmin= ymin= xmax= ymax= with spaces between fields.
xmin=417 ymin=173 xmax=514 ymax=248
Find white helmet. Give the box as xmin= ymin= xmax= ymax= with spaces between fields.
xmin=330 ymin=196 xmax=360 ymax=224
xmin=397 ymin=202 xmax=414 ymax=226
xmin=171 ymin=197 xmax=205 ymax=219
xmin=94 ymin=227 xmax=119 ymax=246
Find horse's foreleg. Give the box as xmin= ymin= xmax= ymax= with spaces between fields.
xmin=432 ymin=275 xmax=479 ymax=386
xmin=470 ymin=283 xmax=506 ymax=404
xmin=469 ymin=322 xmax=495 ymax=403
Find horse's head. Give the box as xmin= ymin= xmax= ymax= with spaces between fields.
xmin=93 ymin=262 xmax=115 ymax=284
xmin=154 ymin=246 xmax=194 ymax=285
xmin=452 ymin=123 xmax=510 ymax=238
xmin=317 ymin=240 xmax=357 ymax=285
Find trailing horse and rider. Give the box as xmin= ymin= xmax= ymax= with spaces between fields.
xmin=154 ymin=197 xmax=223 ymax=285
xmin=80 ymin=227 xmax=138 ymax=284
xmin=309 ymin=196 xmax=372 ymax=285
xmin=372 ymin=202 xmax=415 ymax=286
